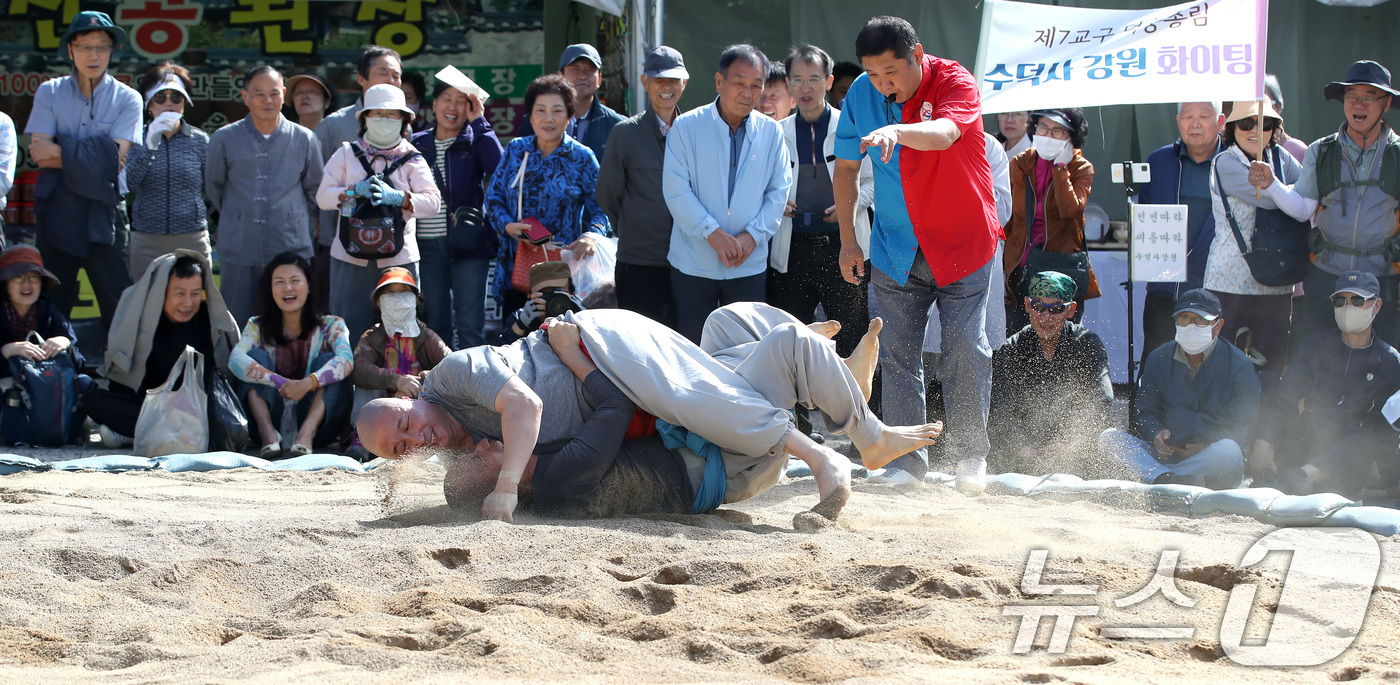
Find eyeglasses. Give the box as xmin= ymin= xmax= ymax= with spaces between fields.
xmin=1028 ymin=298 xmax=1069 ymax=315
xmin=787 ymin=76 xmax=826 ymax=89
xmin=1332 ymin=294 xmax=1374 ymax=308
xmin=71 ymin=43 xmax=113 ymax=56
xmin=1234 ymin=118 xmax=1276 ymax=132
xmin=151 ymin=91 xmax=185 ymax=105
xmin=1173 ymin=314 xmax=1215 ymax=327
xmin=1344 ymin=94 xmax=1386 ymax=106
xmin=1034 ymin=125 xmax=1070 ymax=140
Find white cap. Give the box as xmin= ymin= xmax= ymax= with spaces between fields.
xmin=434 ymin=65 xmax=489 ymax=102
xmin=143 ymin=73 xmax=191 ymax=107
xmin=357 ymin=83 xmax=415 ymax=121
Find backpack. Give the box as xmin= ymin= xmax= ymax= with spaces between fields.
xmin=0 ymin=333 xmax=86 ymax=446
xmin=338 ymin=143 xmax=421 ymax=260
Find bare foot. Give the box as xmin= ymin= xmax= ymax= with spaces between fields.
xmin=784 ymin=433 xmax=853 ymax=519
xmin=843 ymin=317 xmax=882 ymax=402
xmin=809 ymin=447 xmax=852 ymax=520
xmin=808 ymin=320 xmax=842 ymax=339
xmin=859 ymin=422 xmax=943 ymax=471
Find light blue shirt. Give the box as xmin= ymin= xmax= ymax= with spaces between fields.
xmin=24 ymin=71 xmax=142 ymax=145
xmin=0 ymin=113 xmax=14 ymax=211
xmin=663 ymin=98 xmax=791 ymax=280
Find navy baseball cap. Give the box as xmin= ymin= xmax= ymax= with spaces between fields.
xmin=1332 ymin=270 xmax=1382 ymax=299
xmin=644 ymin=46 xmax=688 ymax=79
xmin=1173 ymin=288 xmax=1222 ymax=320
xmin=558 ymin=43 xmax=602 ymax=71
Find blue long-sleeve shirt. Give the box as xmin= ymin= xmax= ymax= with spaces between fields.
xmin=483 ymin=134 xmax=609 ymax=304
xmin=663 ymin=99 xmax=791 ymax=280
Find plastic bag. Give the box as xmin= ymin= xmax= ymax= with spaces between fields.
xmin=563 ymin=234 xmax=617 ymax=302
xmin=133 ymin=346 xmax=209 ymax=457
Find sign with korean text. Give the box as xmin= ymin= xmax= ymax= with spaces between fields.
xmin=1132 ymin=204 xmax=1187 ymax=282
xmin=975 ymin=0 xmax=1267 ymax=113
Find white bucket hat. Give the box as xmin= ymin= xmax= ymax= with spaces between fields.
xmin=356 ymin=83 xmax=415 ymax=122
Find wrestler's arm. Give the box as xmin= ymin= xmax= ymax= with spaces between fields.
xmin=481 ymin=376 xmax=543 ymax=522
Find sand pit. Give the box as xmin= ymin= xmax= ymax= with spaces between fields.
xmin=0 ymin=461 xmax=1397 ymax=683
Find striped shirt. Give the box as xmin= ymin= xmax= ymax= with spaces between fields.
xmin=417 ymin=137 xmax=453 ymax=240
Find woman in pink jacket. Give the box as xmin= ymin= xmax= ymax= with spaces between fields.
xmin=316 ymin=83 xmax=441 ymax=344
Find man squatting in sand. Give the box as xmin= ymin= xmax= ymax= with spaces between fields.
xmin=357 ymin=303 xmax=943 ymax=521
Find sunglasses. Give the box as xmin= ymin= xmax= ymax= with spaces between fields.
xmin=1234 ymin=118 xmax=1276 ymax=132
xmin=152 ymin=91 xmax=185 ymax=105
xmin=1332 ymin=294 xmax=1374 ymax=308
xmin=1028 ymin=298 xmax=1069 ymax=315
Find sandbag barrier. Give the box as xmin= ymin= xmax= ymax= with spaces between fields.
xmin=0 ymin=452 xmax=383 ymax=475
xmin=4 ymin=452 xmax=1397 ymax=537
xmin=875 ymin=468 xmax=1400 ymax=537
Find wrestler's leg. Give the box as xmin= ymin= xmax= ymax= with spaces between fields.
xmin=729 ymin=321 xmax=940 ymax=469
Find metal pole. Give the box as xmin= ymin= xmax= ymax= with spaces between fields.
xmin=627 ymin=0 xmax=646 ymax=116
xmin=653 ymin=0 xmax=664 ymax=48
xmin=1123 ymin=161 xmax=1138 ymax=424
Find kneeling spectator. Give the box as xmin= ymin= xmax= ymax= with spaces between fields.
xmin=990 ymin=271 xmax=1112 ymax=474
xmin=231 ymin=252 xmax=353 ymax=458
xmin=1253 ymin=271 xmax=1400 ymax=498
xmin=347 ymin=267 xmax=449 ymax=459
xmin=497 ymin=262 xmax=582 ymax=344
xmin=1098 ymin=289 xmax=1259 ymax=488
xmin=0 ymin=246 xmax=88 ymax=444
xmin=87 ymin=251 xmax=240 ymax=446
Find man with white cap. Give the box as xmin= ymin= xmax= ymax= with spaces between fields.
xmin=517 ymin=43 xmax=625 ymax=161
xmin=1253 ymin=270 xmax=1400 ymax=498
xmin=1098 ymin=288 xmax=1259 ymax=489
xmin=410 ymin=66 xmax=504 ymax=349
xmin=23 ymin=10 xmax=142 ymax=334
xmin=597 ymin=45 xmax=690 ymax=328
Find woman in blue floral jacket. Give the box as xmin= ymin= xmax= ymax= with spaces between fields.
xmin=483 ymin=74 xmax=610 ymax=320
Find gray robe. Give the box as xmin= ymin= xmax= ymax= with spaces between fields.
xmin=205 ymin=115 xmax=321 ymax=267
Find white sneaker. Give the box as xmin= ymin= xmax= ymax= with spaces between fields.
xmin=98 ymin=424 xmax=133 ymax=448
xmin=868 ymin=467 xmax=920 ymax=485
xmin=954 ymin=458 xmax=987 ymax=495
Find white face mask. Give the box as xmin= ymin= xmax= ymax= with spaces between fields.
xmin=1034 ymin=136 xmax=1068 ymax=161
xmin=364 ymin=116 xmax=403 ymax=148
xmin=378 ymin=291 xmax=420 ymax=338
xmin=1175 ymin=323 xmax=1215 ymax=355
xmin=1335 ymin=300 xmax=1377 ymax=334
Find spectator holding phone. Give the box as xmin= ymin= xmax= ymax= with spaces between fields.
xmin=483 ymin=74 xmax=609 ymax=322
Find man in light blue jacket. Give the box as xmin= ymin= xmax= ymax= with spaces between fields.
xmin=663 ymin=44 xmax=792 ymax=342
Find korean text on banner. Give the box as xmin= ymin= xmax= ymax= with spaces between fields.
xmin=975 ymin=0 xmax=1268 ymax=114
xmin=1132 ymin=204 xmax=1188 ymax=282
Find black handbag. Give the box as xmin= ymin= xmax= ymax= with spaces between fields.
xmin=207 ymin=370 xmax=250 ymax=453
xmin=1014 ymin=177 xmax=1091 ymax=299
xmin=447 ymin=205 xmax=490 ymax=256
xmin=1215 ymin=154 xmax=1309 ymax=287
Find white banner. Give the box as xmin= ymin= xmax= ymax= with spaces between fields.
xmin=1131 ymin=204 xmax=1188 ymax=282
xmin=975 ymin=0 xmax=1268 ymax=113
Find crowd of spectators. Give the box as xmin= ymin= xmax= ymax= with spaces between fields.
xmin=0 ymin=11 xmax=1398 ymax=509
